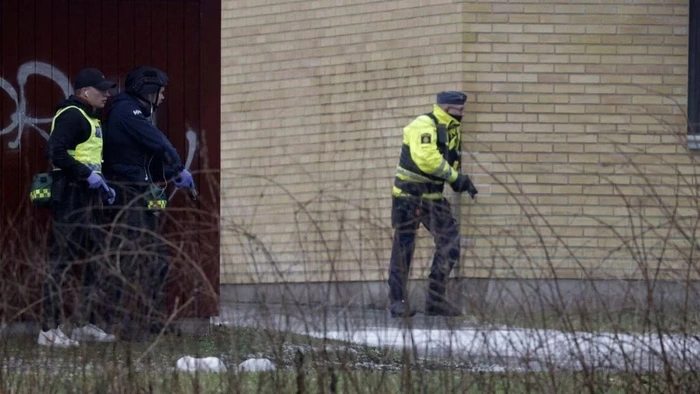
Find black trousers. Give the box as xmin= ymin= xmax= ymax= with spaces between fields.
xmin=103 ymin=180 xmax=169 ymax=337
xmin=388 ymin=196 xmax=460 ymax=305
xmin=42 ymin=179 xmax=107 ymax=331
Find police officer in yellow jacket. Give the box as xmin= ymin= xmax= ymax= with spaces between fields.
xmin=38 ymin=68 xmax=117 ymax=347
xmin=388 ymin=91 xmax=477 ymax=318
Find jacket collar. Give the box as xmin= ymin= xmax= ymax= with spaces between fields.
xmin=432 ymin=104 xmax=460 ymax=126
xmin=64 ymin=95 xmax=100 ymax=119
xmin=126 ymin=92 xmax=153 ymax=117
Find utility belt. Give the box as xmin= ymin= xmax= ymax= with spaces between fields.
xmin=29 ymin=169 xmax=100 ymax=209
xmin=394 ymin=178 xmax=445 ymax=196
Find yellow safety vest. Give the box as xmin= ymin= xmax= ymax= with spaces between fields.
xmin=50 ymin=106 xmax=103 ymax=172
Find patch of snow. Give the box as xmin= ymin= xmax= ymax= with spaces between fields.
xmin=176 ymin=356 xmax=227 ymax=373
xmin=238 ymin=358 xmax=276 ymax=372
xmin=310 ymin=327 xmax=700 ymax=371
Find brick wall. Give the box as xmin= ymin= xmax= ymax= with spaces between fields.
xmin=221 ymin=0 xmax=694 ymax=285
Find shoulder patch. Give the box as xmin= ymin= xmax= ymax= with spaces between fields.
xmin=420 ymin=133 xmax=431 ymax=144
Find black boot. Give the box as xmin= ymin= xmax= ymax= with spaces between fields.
xmin=390 ymin=300 xmax=417 ymax=318
xmin=425 ymin=300 xmax=463 ymax=317
xmin=425 ymin=275 xmax=462 ymax=317
xmin=425 ymin=287 xmax=462 ymax=317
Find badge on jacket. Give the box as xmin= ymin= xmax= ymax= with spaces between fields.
xmin=421 ymin=133 xmax=431 ymax=144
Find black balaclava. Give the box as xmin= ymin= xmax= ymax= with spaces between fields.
xmin=436 ymin=90 xmax=467 ymax=122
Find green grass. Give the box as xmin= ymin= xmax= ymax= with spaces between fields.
xmin=2 ymin=325 xmax=699 ymax=393
xmin=0 ymin=325 xmax=405 ymax=393
xmin=4 ymin=367 xmax=700 ymax=394
xmin=0 ymin=325 xmax=403 ymax=371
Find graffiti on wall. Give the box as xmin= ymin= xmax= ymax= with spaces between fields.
xmin=1 ymin=61 xmax=198 ymax=171
xmin=184 ymin=128 xmax=197 ymax=169
xmin=168 ymin=128 xmax=198 ymax=201
xmin=0 ymin=61 xmax=71 ymax=149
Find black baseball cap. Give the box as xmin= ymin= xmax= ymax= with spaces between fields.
xmin=73 ymin=68 xmax=116 ymax=91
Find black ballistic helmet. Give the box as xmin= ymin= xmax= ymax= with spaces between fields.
xmin=125 ymin=66 xmax=169 ymax=96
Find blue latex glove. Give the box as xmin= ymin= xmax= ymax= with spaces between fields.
xmin=106 ymin=187 xmax=116 ymax=205
xmin=86 ymin=171 xmax=106 ymax=189
xmin=87 ymin=171 xmax=115 ymax=204
xmin=173 ymin=169 xmax=195 ymax=189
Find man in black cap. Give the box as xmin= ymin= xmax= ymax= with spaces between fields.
xmin=387 ymin=91 xmax=478 ymax=318
xmin=39 ymin=67 xmax=118 ymax=347
xmin=102 ymin=65 xmax=195 ymax=340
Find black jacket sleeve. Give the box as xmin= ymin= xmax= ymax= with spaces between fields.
xmin=115 ymin=107 xmax=185 ymax=174
xmin=47 ymin=108 xmax=93 ymax=179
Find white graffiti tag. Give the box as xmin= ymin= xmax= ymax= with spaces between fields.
xmin=152 ymin=111 xmax=197 ymax=169
xmin=169 ymin=128 xmax=198 ymax=201
xmin=184 ymin=128 xmax=197 ymax=170
xmin=0 ymin=61 xmax=71 ymax=149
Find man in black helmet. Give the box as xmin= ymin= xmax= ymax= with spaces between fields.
xmin=104 ymin=66 xmax=192 ymax=188
xmin=102 ymin=65 xmax=195 ymax=340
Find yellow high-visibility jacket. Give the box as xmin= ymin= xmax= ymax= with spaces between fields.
xmin=393 ymin=104 xmax=461 ymax=200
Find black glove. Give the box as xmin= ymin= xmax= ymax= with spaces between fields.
xmin=450 ymin=174 xmax=478 ymax=199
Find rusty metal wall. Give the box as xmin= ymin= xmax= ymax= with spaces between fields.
xmin=0 ymin=0 xmax=221 ymax=320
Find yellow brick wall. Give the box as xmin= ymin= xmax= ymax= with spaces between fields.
xmin=221 ymin=0 xmax=694 ymax=285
